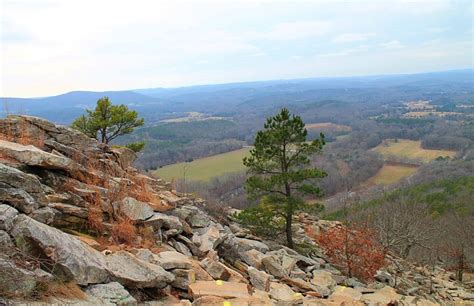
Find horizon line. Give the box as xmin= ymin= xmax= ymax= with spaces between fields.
xmin=3 ymin=67 xmax=473 ymax=99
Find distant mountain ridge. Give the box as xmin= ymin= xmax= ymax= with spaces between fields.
xmin=2 ymin=69 xmax=473 ymax=124
xmin=1 ymin=90 xmax=165 ymax=124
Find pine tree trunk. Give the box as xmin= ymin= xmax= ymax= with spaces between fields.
xmin=101 ymin=129 xmax=107 ymax=144
xmin=286 ymin=211 xmax=294 ymax=249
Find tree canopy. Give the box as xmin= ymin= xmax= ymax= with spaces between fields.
xmin=240 ymin=108 xmax=327 ymax=248
xmin=71 ymin=97 xmax=144 ymax=144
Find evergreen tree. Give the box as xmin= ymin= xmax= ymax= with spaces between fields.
xmin=72 ymin=97 xmax=144 ymax=145
xmin=242 ymin=108 xmax=326 ymax=248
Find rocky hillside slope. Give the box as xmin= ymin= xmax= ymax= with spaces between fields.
xmin=0 ymin=115 xmax=472 ymax=305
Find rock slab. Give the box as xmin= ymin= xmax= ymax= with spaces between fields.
xmin=10 ymin=214 xmax=109 ymax=285
xmin=189 ymin=280 xmax=250 ymax=299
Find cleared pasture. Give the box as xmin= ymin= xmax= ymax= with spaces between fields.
xmin=373 ymin=139 xmax=456 ymax=163
xmin=305 ymin=122 xmax=352 ymax=132
xmin=154 ymin=148 xmax=250 ymax=182
xmin=365 ymin=162 xmax=418 ymax=186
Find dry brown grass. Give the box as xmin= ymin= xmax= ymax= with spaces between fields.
xmin=87 ymin=209 xmax=104 ymax=234
xmin=108 ymin=180 xmax=129 ymax=204
xmin=137 ymin=225 xmax=157 ymax=249
xmin=111 ymin=214 xmax=137 ymax=245
xmin=61 ymin=170 xmax=160 ymax=249
xmin=132 ymin=177 xmax=167 ymax=210
xmin=38 ymin=281 xmax=86 ymax=302
xmin=133 ymin=177 xmax=154 ymax=202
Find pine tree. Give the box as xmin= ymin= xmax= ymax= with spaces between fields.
xmin=72 ymin=97 xmax=144 ymax=144
xmin=242 ymin=108 xmax=326 ymax=248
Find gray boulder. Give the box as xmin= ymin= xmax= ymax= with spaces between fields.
xmin=85 ymin=282 xmax=137 ymax=305
xmin=10 ymin=214 xmax=109 ymax=285
xmin=172 ymin=240 xmax=192 ymax=257
xmin=235 ymin=237 xmax=269 ymax=253
xmin=0 ymin=163 xmax=45 ymax=197
xmin=176 ymin=235 xmax=202 ymax=256
xmin=240 ymin=249 xmax=265 ymax=269
xmin=144 ymin=212 xmax=183 ymax=232
xmin=269 ymin=282 xmax=303 ymax=304
xmin=171 ymin=269 xmax=196 ymax=290
xmin=30 ymin=206 xmax=57 ymax=225
xmin=290 ymin=268 xmax=307 ymax=279
xmin=0 ymin=139 xmax=76 ymax=171
xmin=248 ymin=267 xmax=271 ymax=291
xmin=195 ymin=224 xmax=226 ymax=253
xmin=0 ymin=256 xmax=39 ymax=297
xmin=154 ymin=251 xmax=192 ymax=270
xmin=171 ymin=205 xmax=210 ymax=228
xmin=0 ymin=230 xmax=14 ymax=252
xmin=281 ymin=255 xmax=298 ymax=275
xmin=0 ymin=204 xmax=18 ymax=231
xmin=0 ymin=164 xmax=46 ymax=214
xmin=132 ymin=248 xmax=155 ymax=263
xmin=200 ymin=258 xmax=231 ymax=280
xmin=262 ymin=255 xmax=287 ymax=279
xmin=48 ymin=202 xmax=88 ymax=218
xmin=376 ymin=270 xmax=396 ymax=287
xmin=106 ymin=251 xmax=174 ymax=288
xmin=312 ymin=270 xmax=337 ymax=292
xmin=114 ymin=197 xmax=154 ymax=221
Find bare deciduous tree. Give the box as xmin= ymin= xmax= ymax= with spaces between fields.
xmin=369 ymin=197 xmax=438 ymax=258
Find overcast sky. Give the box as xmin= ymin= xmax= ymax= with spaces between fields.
xmin=1 ymin=0 xmax=473 ymax=97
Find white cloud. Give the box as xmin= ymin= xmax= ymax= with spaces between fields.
xmin=319 ymin=45 xmax=370 ymax=57
xmin=333 ymin=32 xmax=376 ymax=43
xmin=379 ymin=40 xmax=405 ymax=49
xmin=397 ymin=0 xmax=451 ymax=15
xmin=1 ymin=0 xmax=470 ymax=97
xmin=248 ymin=52 xmax=266 ymax=57
xmin=262 ymin=21 xmax=332 ymax=41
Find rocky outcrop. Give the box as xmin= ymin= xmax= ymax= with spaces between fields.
xmin=0 ymin=164 xmax=46 ymax=214
xmin=85 ymin=282 xmax=137 ymax=305
xmin=106 ymin=251 xmax=174 ymax=288
xmin=248 ymin=266 xmax=271 ymax=291
xmin=114 ymin=197 xmax=154 ymax=221
xmin=0 ymin=139 xmax=75 ymax=171
xmin=153 ymin=251 xmax=193 ymax=270
xmin=0 ymin=255 xmax=49 ymax=298
xmin=10 ymin=214 xmax=109 ymax=285
xmin=189 ymin=281 xmax=250 ymax=299
xmin=1 ymin=116 xmax=472 ymax=305
xmin=0 ymin=203 xmax=18 ymax=230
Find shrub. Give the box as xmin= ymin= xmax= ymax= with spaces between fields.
xmin=125 ymin=141 xmax=146 ymax=152
xmin=317 ymin=225 xmax=386 ymax=281
xmin=234 ymin=200 xmax=285 ymax=237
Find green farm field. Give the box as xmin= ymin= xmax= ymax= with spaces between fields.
xmin=365 ymin=162 xmax=418 ymax=186
xmin=154 ymin=148 xmax=251 ymax=182
xmin=372 ymin=139 xmax=456 ymax=163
